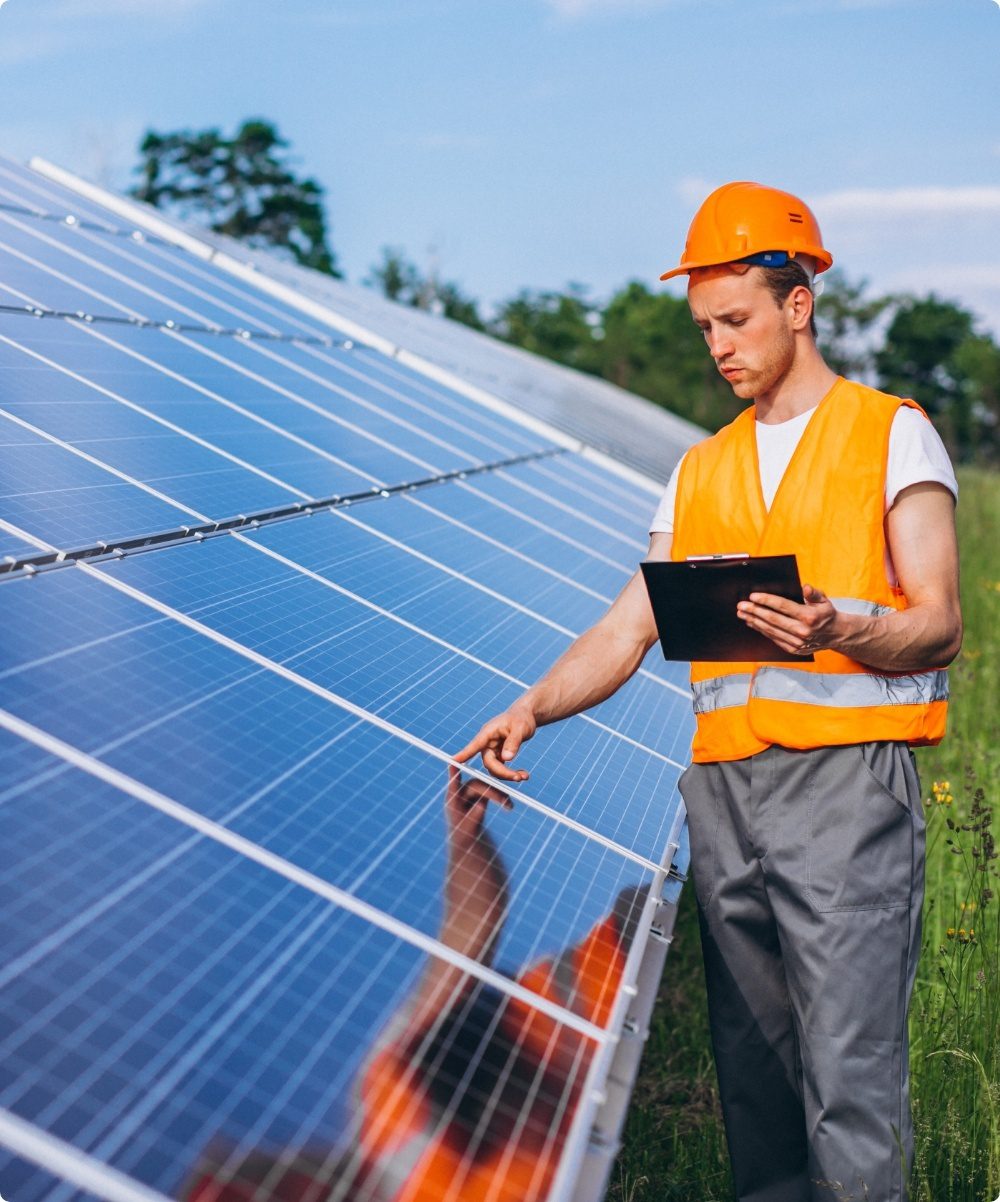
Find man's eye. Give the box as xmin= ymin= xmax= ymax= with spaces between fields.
xmin=730 ymin=319 xmax=747 ymax=327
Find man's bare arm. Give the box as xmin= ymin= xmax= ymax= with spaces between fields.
xmin=737 ymin=483 xmax=962 ymax=669
xmin=454 ymin=532 xmax=673 ymax=780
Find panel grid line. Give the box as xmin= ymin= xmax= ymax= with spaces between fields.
xmin=0 ymin=389 xmax=687 ymax=759
xmin=0 ymin=513 xmax=673 ymax=867
xmin=0 ymin=706 xmax=612 ymax=1044
xmin=0 ymin=1106 xmax=176 ymax=1202
xmin=0 ymin=236 xmax=644 ymax=570
xmin=0 ymin=265 xmax=643 ymax=578
xmin=0 ymin=159 xmax=692 ymax=1202
xmin=0 ymin=300 xmax=349 ymax=346
xmin=0 ymin=440 xmax=564 ymax=579
xmin=0 ymin=423 xmax=684 ymax=769
xmin=0 ymin=197 xmax=171 ymax=242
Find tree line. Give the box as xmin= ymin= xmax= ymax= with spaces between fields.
xmin=133 ymin=119 xmax=999 ymax=464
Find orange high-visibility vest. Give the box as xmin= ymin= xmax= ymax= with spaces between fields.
xmin=672 ymin=377 xmax=949 ymax=764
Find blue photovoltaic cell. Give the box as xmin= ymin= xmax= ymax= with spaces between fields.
xmin=75 ymin=537 xmax=683 ymax=855
xmin=273 ymin=339 xmax=552 ymax=458
xmin=0 ymin=214 xmax=200 ymax=327
xmin=0 ymin=565 xmax=654 ymax=978
xmin=243 ymin=511 xmax=693 ymax=760
xmin=475 ymin=466 xmax=647 ymax=559
xmin=0 ymin=165 xmax=559 ymax=469
xmin=179 ymin=331 xmax=547 ymax=473
xmin=0 ymin=208 xmax=322 ymax=341
xmin=0 ymin=155 xmax=692 ymax=1202
xmin=0 ymin=159 xmax=138 ymax=229
xmin=509 ymin=456 xmax=690 ymax=692
xmin=0 ymin=529 xmax=47 ymax=563
xmin=553 ymin=452 xmax=667 ymax=512
xmin=409 ymin=473 xmax=636 ymax=599
xmin=0 ymin=204 xmax=553 ymax=471
xmin=0 ymin=1156 xmax=105 ymax=1202
xmin=515 ymin=456 xmax=660 ymax=540
xmin=0 ymin=418 xmax=190 ymax=553
xmin=335 ymin=345 xmax=555 ymax=456
xmin=0 ymin=319 xmax=436 ymax=507
xmin=0 ymin=736 xmax=604 ymax=1202
xmin=96 ymin=234 xmax=334 ymax=339
xmin=340 ymin=489 xmax=616 ymax=629
xmin=0 ymin=160 xmax=339 ymax=339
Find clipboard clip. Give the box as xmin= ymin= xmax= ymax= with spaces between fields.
xmin=685 ymin=553 xmax=751 ymax=566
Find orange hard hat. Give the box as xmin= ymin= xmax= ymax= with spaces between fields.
xmin=659 ymin=181 xmax=833 ymax=282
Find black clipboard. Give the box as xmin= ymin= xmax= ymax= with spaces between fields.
xmin=641 ymin=554 xmax=814 ymax=663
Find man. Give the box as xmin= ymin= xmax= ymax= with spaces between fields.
xmin=455 ymin=181 xmax=962 ymax=1202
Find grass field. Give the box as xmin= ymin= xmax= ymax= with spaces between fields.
xmin=610 ymin=468 xmax=1000 ymax=1202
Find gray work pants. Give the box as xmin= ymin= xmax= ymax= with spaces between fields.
xmin=678 ymin=742 xmax=925 ymax=1202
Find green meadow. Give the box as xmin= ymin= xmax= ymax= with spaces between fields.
xmin=612 ymin=468 xmax=1000 ymax=1202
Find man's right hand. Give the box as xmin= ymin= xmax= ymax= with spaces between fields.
xmin=453 ymin=702 xmax=537 ymax=782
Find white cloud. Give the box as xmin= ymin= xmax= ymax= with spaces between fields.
xmin=0 ymin=0 xmax=220 ymax=65
xmin=302 ymin=1 xmax=467 ymax=29
xmin=546 ymin=0 xmax=679 ymax=19
xmin=674 ymin=180 xmax=1000 ymax=222
xmin=882 ymin=264 xmax=1000 ymax=337
xmin=48 ymin=0 xmax=217 ymax=14
xmin=816 ymin=185 xmax=1000 ymax=219
xmin=769 ymin=0 xmax=931 ymax=12
xmin=0 ymin=29 xmax=76 ymax=66
xmin=674 ymin=175 xmax=717 ymax=206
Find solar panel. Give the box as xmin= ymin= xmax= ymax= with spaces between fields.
xmin=0 ymin=155 xmax=692 ymax=1202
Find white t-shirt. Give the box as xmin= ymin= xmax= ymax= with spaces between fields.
xmin=648 ymin=406 xmax=957 ymax=586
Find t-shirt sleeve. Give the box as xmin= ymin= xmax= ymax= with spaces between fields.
xmin=648 ymin=452 xmax=686 ymax=535
xmin=885 ymin=407 xmax=958 ymax=512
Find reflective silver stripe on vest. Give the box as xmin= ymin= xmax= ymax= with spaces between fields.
xmin=692 ymin=674 xmax=753 ymax=715
xmin=830 ymin=596 xmax=896 ymax=617
xmin=751 ymin=666 xmax=949 ymax=707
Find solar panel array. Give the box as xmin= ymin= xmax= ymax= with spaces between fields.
xmin=30 ymin=156 xmax=703 ymax=486
xmin=0 ymin=155 xmax=692 ymax=1202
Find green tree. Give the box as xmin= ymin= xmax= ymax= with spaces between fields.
xmin=598 ymin=281 xmax=741 ymax=430
xmin=366 ymin=246 xmax=484 ymax=330
xmin=815 ymin=269 xmax=894 ymax=379
xmin=491 ymin=284 xmax=601 ymax=374
xmin=874 ymin=295 xmax=997 ymax=463
xmin=951 ymin=332 xmax=1000 ymax=464
xmin=132 ymin=118 xmax=340 ymax=276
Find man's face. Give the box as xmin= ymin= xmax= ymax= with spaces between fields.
xmin=687 ymin=266 xmax=797 ymax=401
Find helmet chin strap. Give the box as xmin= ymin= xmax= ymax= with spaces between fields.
xmin=797 ymin=254 xmax=824 ymax=299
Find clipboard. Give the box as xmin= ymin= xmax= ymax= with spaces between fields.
xmin=641 ymin=554 xmax=814 ymax=663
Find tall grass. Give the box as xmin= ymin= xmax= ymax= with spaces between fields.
xmin=611 ymin=468 xmax=1000 ymax=1202
xmin=909 ymin=467 xmax=1000 ymax=1201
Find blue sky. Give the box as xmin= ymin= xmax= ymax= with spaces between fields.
xmin=1 ymin=0 xmax=999 ymax=334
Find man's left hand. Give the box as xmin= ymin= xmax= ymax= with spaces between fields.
xmin=737 ymin=584 xmax=841 ymax=656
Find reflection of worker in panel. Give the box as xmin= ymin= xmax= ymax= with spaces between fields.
xmin=184 ymin=765 xmax=643 ymax=1202
xmin=458 ymin=183 xmax=962 ymax=1202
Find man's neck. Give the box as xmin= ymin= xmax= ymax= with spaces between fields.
xmin=754 ymin=350 xmax=839 ymax=425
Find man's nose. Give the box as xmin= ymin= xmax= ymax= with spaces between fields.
xmin=705 ymin=328 xmax=734 ymax=360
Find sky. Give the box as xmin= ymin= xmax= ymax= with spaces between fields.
xmin=0 ymin=0 xmax=999 ymax=335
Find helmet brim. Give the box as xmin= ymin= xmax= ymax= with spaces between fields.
xmin=659 ymin=248 xmax=833 ymax=284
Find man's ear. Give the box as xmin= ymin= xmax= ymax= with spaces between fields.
xmin=788 ymin=285 xmax=814 ymax=332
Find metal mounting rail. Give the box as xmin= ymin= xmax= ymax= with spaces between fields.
xmin=0 ymin=446 xmax=567 ymax=580
xmin=0 ymin=301 xmax=352 ymax=348
xmin=0 ymin=199 xmax=174 ymax=243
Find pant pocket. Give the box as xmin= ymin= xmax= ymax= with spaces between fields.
xmin=678 ymin=763 xmax=720 ymax=909
xmin=806 ymin=743 xmax=915 ymax=912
